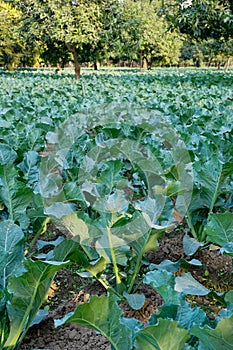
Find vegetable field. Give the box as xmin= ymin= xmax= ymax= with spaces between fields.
xmin=0 ymin=68 xmax=233 ymax=350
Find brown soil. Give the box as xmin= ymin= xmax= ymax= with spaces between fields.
xmin=19 ymin=230 xmax=232 ymax=350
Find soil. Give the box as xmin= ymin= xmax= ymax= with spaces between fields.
xmin=19 ymin=228 xmax=232 ymax=350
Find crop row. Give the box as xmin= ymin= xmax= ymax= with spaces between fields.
xmin=0 ymin=68 xmax=232 ymax=349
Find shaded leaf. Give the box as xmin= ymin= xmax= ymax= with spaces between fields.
xmin=0 ymin=165 xmax=33 ymax=228
xmin=205 ymin=213 xmax=233 ymax=246
xmin=18 ymin=151 xmax=39 ymax=188
xmin=5 ymin=259 xmax=68 ymax=348
xmin=0 ymin=144 xmax=17 ymax=165
xmin=0 ymin=221 xmax=24 ymax=290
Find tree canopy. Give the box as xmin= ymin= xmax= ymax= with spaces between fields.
xmin=0 ymin=0 xmax=22 ymax=69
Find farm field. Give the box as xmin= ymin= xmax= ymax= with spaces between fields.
xmin=0 ymin=68 xmax=233 ymax=350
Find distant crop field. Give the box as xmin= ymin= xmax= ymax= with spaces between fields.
xmin=0 ymin=68 xmax=232 ymax=350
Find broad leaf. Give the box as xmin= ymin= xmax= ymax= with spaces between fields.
xmin=183 ymin=234 xmax=203 ymax=256
xmin=121 ymin=317 xmax=143 ymax=343
xmin=0 ymin=221 xmax=24 ymax=290
xmin=52 ymin=239 xmax=106 ymax=279
xmin=0 ymin=165 xmax=33 ymax=228
xmin=4 ymin=259 xmax=68 ymax=349
xmin=18 ymin=151 xmax=39 ymax=188
xmin=52 ymin=239 xmax=89 ymax=266
xmin=112 ymin=212 xmax=151 ymax=249
xmin=205 ymin=213 xmax=233 ymax=246
xmin=191 ymin=160 xmax=233 ymax=212
xmin=135 ymin=319 xmax=189 ymax=350
xmin=175 ymin=272 xmax=210 ymax=296
xmin=0 ymin=144 xmax=17 ymax=165
xmin=175 ymin=301 xmax=208 ymax=330
xmin=135 ymin=196 xmax=165 ymax=227
xmin=220 ymin=242 xmax=233 ymax=257
xmin=224 ymin=291 xmax=233 ymax=311
xmin=144 ymin=270 xmax=181 ymax=304
xmin=123 ymin=292 xmax=146 ymax=310
xmin=149 ymin=259 xmax=180 ymax=273
xmin=191 ymin=315 xmax=233 ymax=350
xmin=155 ymin=300 xmax=207 ymax=331
xmin=55 ymin=294 xmax=132 ymax=350
xmin=62 ymin=213 xmax=101 ymax=252
xmin=44 ymin=202 xmax=75 ymax=219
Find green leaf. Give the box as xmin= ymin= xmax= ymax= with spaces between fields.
xmin=191 ymin=160 xmax=233 ymax=212
xmin=135 ymin=196 xmax=165 ymax=227
xmin=61 ymin=213 xmax=90 ymax=243
xmin=220 ymin=242 xmax=233 ymax=256
xmin=183 ymin=234 xmax=203 ymax=256
xmin=190 ymin=315 xmax=233 ymax=350
xmin=123 ymin=292 xmax=146 ymax=310
xmin=52 ymin=239 xmax=106 ymax=280
xmin=0 ymin=144 xmax=17 ymax=165
xmin=18 ymin=151 xmax=39 ymax=187
xmin=175 ymin=301 xmax=207 ymax=330
xmin=86 ymin=257 xmax=107 ymax=278
xmin=63 ymin=182 xmax=86 ymax=203
xmin=205 ymin=213 xmax=233 ymax=246
xmin=155 ymin=300 xmax=208 ymax=331
xmin=121 ymin=317 xmax=143 ymax=343
xmin=5 ymin=259 xmax=68 ymax=349
xmin=144 ymin=270 xmax=181 ymax=304
xmin=55 ymin=294 xmax=132 ymax=350
xmin=175 ymin=272 xmax=210 ymax=296
xmin=135 ymin=319 xmax=189 ymax=350
xmin=97 ymin=159 xmax=124 ymax=193
xmin=224 ymin=291 xmax=233 ymax=311
xmin=0 ymin=221 xmax=24 ymax=290
xmin=112 ymin=211 xmax=150 ymax=248
xmin=0 ymin=165 xmax=33 ymax=228
xmin=52 ymin=239 xmax=89 ymax=266
xmin=150 ymin=259 xmax=180 ymax=273
xmin=44 ymin=202 xmax=74 ymax=219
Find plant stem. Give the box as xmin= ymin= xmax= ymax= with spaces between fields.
xmin=95 ymin=276 xmax=111 ymax=291
xmin=128 ymin=251 xmax=144 ymax=294
xmin=186 ymin=211 xmax=198 ymax=240
xmin=127 ymin=229 xmax=151 ymax=294
xmin=209 ymin=169 xmax=221 ymax=214
xmin=106 ymin=226 xmax=122 ymax=293
xmin=26 ymin=217 xmax=50 ymax=257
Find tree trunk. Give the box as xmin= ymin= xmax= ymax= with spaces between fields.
xmin=93 ymin=61 xmax=99 ymax=70
xmin=224 ymin=57 xmax=231 ymax=72
xmin=73 ymin=49 xmax=80 ymax=80
xmin=144 ymin=56 xmax=151 ymax=70
xmin=140 ymin=51 xmax=143 ymax=72
xmin=66 ymin=43 xmax=81 ymax=80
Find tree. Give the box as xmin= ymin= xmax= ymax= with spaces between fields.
xmin=161 ymin=1 xmax=233 ymax=69
xmin=16 ymin=0 xmax=102 ymax=79
xmin=40 ymin=40 xmax=71 ymax=69
xmin=120 ymin=0 xmax=183 ymax=69
xmin=162 ymin=0 xmax=233 ymax=39
xmin=0 ymin=1 xmax=22 ymax=70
